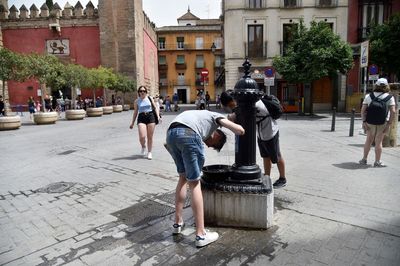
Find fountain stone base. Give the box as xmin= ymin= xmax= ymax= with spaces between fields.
xmin=201 ymin=174 xmax=274 ymax=229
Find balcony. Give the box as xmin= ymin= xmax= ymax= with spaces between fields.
xmin=159 ymin=78 xmax=168 ymax=87
xmin=315 ymin=0 xmax=337 ymax=7
xmin=244 ymin=41 xmax=268 ymax=59
xmin=158 ymin=64 xmax=168 ymax=70
xmin=175 ymin=62 xmax=187 ymax=70
xmin=171 ymin=79 xmax=191 ymax=86
xmin=158 ymin=43 xmax=220 ymax=51
xmin=280 ymin=0 xmax=302 ymax=8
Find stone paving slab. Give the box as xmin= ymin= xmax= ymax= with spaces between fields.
xmin=0 ymin=107 xmax=399 ymax=265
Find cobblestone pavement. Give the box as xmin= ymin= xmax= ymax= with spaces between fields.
xmin=0 ymin=107 xmax=399 ymax=266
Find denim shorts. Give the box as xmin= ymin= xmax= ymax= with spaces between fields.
xmin=166 ymin=127 xmax=204 ymax=181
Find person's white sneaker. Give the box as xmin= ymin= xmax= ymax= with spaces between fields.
xmin=195 ymin=230 xmax=219 ymax=248
xmin=172 ymin=222 xmax=185 ymax=235
xmin=141 ymin=147 xmax=146 ymax=157
xmin=147 ymin=152 xmax=152 ymax=160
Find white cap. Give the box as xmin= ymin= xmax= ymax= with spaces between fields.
xmin=376 ymin=78 xmax=388 ymax=86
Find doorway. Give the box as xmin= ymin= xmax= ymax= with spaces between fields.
xmin=177 ymin=89 xmax=187 ymax=104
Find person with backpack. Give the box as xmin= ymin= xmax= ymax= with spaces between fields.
xmin=221 ymin=91 xmax=287 ymax=188
xmin=359 ymin=78 xmax=395 ymax=167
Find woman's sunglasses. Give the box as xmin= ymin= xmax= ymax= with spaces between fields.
xmin=138 ymin=90 xmax=146 ymax=93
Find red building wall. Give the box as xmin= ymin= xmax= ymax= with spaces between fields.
xmin=143 ymin=28 xmax=158 ymax=86
xmin=347 ymin=1 xmax=400 ymax=93
xmin=2 ymin=26 xmax=101 ymax=106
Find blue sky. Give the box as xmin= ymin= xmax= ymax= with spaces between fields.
xmin=8 ymin=0 xmax=222 ymax=27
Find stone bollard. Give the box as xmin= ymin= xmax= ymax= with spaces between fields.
xmin=349 ymin=108 xmax=355 ymax=137
xmin=331 ymin=107 xmax=336 ymax=132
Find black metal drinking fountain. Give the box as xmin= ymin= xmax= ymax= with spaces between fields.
xmin=201 ymin=59 xmax=274 ymax=229
xmin=202 ymin=58 xmax=271 ymax=193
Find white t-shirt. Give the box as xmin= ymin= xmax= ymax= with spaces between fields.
xmin=171 ymin=110 xmax=224 ymax=141
xmin=255 ymin=99 xmax=279 ymax=141
xmin=362 ymin=92 xmax=395 ymax=121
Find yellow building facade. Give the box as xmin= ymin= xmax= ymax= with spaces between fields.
xmin=156 ymin=9 xmax=223 ymax=103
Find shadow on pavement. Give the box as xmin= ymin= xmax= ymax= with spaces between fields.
xmin=332 ymin=162 xmax=370 ymax=170
xmin=113 ymin=155 xmax=145 ymax=161
xmin=348 ymin=143 xmax=365 ymax=148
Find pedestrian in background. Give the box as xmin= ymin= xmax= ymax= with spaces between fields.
xmin=28 ymin=96 xmax=36 ymax=120
xmin=205 ymin=91 xmax=210 ymax=110
xmin=221 ymin=91 xmax=287 ymax=188
xmin=216 ymin=94 xmax=221 ymax=109
xmin=165 ymin=110 xmax=245 ymax=247
xmin=359 ymin=78 xmax=395 ymax=167
xmin=0 ymin=95 xmax=5 ymax=116
xmin=173 ymin=92 xmax=179 ymax=112
xmin=129 ymin=86 xmax=160 ymax=160
xmin=44 ymin=95 xmax=51 ymax=112
xmin=36 ymin=100 xmax=41 ymax=112
xmin=165 ymin=96 xmax=171 ymax=112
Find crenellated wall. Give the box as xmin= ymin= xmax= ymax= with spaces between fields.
xmin=0 ymin=1 xmax=98 ymax=20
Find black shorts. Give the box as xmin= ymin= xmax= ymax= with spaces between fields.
xmin=257 ymin=131 xmax=281 ymax=164
xmin=137 ymin=112 xmax=156 ymax=125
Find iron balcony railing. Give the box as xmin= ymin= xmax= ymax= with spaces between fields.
xmin=158 ymin=43 xmax=222 ymax=51
xmin=175 ymin=62 xmax=187 ymax=69
xmin=244 ymin=41 xmax=268 ymax=59
xmin=159 ymin=78 xmax=168 ymax=87
xmin=158 ymin=64 xmax=168 ymax=70
xmin=171 ymin=79 xmax=191 ymax=86
xmin=358 ymin=27 xmax=371 ymax=42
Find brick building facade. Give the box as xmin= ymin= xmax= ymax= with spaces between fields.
xmin=0 ymin=0 xmax=158 ymax=109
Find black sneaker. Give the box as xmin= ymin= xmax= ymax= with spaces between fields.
xmin=273 ymin=178 xmax=287 ymax=189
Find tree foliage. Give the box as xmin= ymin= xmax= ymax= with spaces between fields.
xmin=369 ymin=13 xmax=400 ymax=79
xmin=273 ymin=20 xmax=353 ymax=83
xmin=0 ymin=48 xmax=27 ymax=84
xmin=25 ymin=53 xmax=62 ymax=86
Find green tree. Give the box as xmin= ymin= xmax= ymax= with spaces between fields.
xmin=0 ymin=48 xmax=28 ymax=115
xmin=114 ymin=74 xmax=136 ymax=105
xmin=83 ymin=68 xmax=102 ymax=106
xmin=25 ymin=53 xmax=62 ymax=112
xmin=57 ymin=63 xmax=88 ymax=109
xmin=369 ymin=13 xmax=400 ymax=79
xmin=96 ymin=66 xmax=117 ymax=106
xmin=273 ymin=20 xmax=353 ymax=113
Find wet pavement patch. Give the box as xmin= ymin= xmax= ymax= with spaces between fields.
xmin=112 ymin=200 xmax=175 ymax=227
xmin=112 ymin=192 xmax=190 ymax=227
xmin=35 ymin=182 xmax=76 ymax=194
xmin=274 ymin=196 xmax=294 ymax=211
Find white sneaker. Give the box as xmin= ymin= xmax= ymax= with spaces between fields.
xmin=141 ymin=147 xmax=146 ymax=156
xmin=147 ymin=152 xmax=152 ymax=160
xmin=172 ymin=222 xmax=185 ymax=235
xmin=195 ymin=230 xmax=219 ymax=248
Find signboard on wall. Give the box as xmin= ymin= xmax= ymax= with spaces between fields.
xmin=46 ymin=39 xmax=70 ymax=55
xmin=360 ymin=41 xmax=369 ymax=68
